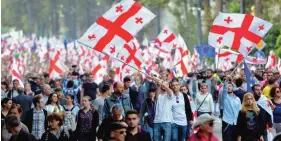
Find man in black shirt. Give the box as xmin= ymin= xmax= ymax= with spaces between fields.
xmin=82 ymin=73 xmax=99 ymax=102
xmin=125 ymin=110 xmax=151 ymax=141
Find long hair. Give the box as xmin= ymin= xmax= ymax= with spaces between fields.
xmin=241 ymin=93 xmax=260 ymax=115
xmin=46 ymin=93 xmax=62 ymax=111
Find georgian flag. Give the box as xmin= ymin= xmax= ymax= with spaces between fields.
xmin=11 ymin=58 xmax=24 ymax=88
xmin=245 ymin=56 xmax=267 ymax=64
xmin=209 ymin=12 xmax=272 ymax=55
xmin=173 ymin=35 xmax=191 ymax=76
xmin=154 ymin=25 xmax=177 ymax=51
xmin=78 ymin=0 xmax=155 ymax=56
xmin=265 ymin=50 xmax=277 ymax=70
xmin=257 ymin=95 xmax=273 ymax=121
xmin=278 ymin=58 xmax=281 ymax=74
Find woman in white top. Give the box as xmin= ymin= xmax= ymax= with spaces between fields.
xmin=45 ymin=92 xmax=64 ymax=114
xmin=195 ymin=83 xmax=214 ymax=117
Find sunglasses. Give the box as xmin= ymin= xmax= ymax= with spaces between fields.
xmin=276 ymin=90 xmax=280 ymax=93
xmin=207 ymin=121 xmax=214 ymax=127
xmin=176 ymin=96 xmax=179 ymax=103
xmin=116 ymin=130 xmax=126 ymax=135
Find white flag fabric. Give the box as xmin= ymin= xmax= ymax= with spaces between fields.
xmin=78 ymin=0 xmax=155 ymax=56
xmin=209 ymin=12 xmax=272 ymax=55
xmin=257 ymin=95 xmax=273 ymax=121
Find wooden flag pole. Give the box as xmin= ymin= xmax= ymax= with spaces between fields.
xmin=76 ymin=41 xmax=152 ymax=78
xmin=230 ymin=61 xmax=243 ymax=76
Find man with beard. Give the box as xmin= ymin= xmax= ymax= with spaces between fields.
xmin=125 ymin=110 xmax=151 ymax=141
xmin=252 ymin=84 xmax=273 ymax=141
xmin=103 ymin=82 xmax=133 ymax=119
xmin=221 ymin=76 xmax=241 ymax=141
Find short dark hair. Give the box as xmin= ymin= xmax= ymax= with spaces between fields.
xmin=1 ymin=98 xmax=12 ymax=108
xmin=54 ymin=88 xmax=62 ymax=92
xmin=123 ymin=76 xmax=131 ymax=83
xmin=252 ymin=84 xmax=261 ymax=91
xmin=125 ymin=110 xmax=139 ymax=119
xmin=43 ymin=73 xmax=49 ymax=78
xmin=33 ymin=95 xmax=42 ymax=106
xmin=47 ymin=113 xmax=64 ymax=126
xmin=12 ymin=79 xmax=19 ymax=83
xmin=235 ymin=78 xmax=243 ymax=87
xmin=8 ymin=103 xmax=23 ymax=115
xmin=268 ymin=78 xmax=276 ymax=85
xmin=270 ymin=87 xmax=280 ymax=98
xmin=66 ymin=80 xmax=74 ymax=88
xmin=101 ymin=84 xmax=111 ymax=93
xmin=5 ymin=115 xmax=20 ymax=128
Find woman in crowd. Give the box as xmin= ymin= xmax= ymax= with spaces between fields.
xmin=41 ymin=113 xmax=74 ymax=141
xmin=236 ymin=93 xmax=264 ymax=141
xmin=195 ymin=83 xmax=214 ymax=117
xmin=1 ymin=81 xmax=10 ymax=99
xmin=140 ymin=85 xmax=157 ymax=140
xmin=188 ymin=114 xmax=219 ymax=141
xmin=1 ymin=98 xmax=12 ymax=120
xmin=45 ymin=93 xmax=64 ymax=114
xmin=63 ymin=94 xmax=79 ymax=131
xmin=2 ymin=104 xmax=29 ymax=141
xmin=24 ymin=83 xmax=34 ymax=97
xmin=75 ymin=96 xmax=99 ymax=141
xmin=271 ymin=87 xmax=281 ymax=134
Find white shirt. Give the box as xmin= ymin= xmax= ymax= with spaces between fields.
xmin=172 ymin=93 xmax=187 ymax=126
xmin=195 ymin=93 xmax=214 ymax=113
xmin=154 ymin=92 xmax=174 ymax=123
xmin=45 ymin=105 xmax=64 ymax=113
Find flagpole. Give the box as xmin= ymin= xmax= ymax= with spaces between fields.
xmin=216 ymin=48 xmax=220 ymax=70
xmin=76 ymin=41 xmax=152 ymax=78
xmin=230 ymin=61 xmax=243 ymax=76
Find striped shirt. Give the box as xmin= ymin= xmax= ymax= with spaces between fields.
xmin=63 ymin=88 xmax=80 ymax=104
xmin=32 ymin=109 xmax=45 ymax=140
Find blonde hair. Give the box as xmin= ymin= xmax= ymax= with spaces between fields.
xmin=241 ymin=93 xmax=260 ymax=115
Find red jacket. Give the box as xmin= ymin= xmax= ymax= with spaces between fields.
xmin=187 ymin=132 xmax=219 ymax=141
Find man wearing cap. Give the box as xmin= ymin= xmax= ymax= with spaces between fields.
xmin=108 ymin=122 xmax=128 ymax=141
xmin=188 ymin=114 xmax=219 ymax=141
xmin=221 ymin=76 xmax=242 ymax=141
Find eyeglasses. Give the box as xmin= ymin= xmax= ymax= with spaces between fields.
xmin=176 ymin=96 xmax=179 ymax=103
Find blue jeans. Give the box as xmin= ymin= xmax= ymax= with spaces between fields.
xmin=153 ymin=122 xmax=172 ymax=141
xmin=143 ymin=124 xmax=153 ymax=141
xmin=171 ymin=123 xmax=188 ymax=141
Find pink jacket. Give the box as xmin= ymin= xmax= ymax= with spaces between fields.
xmin=188 ymin=132 xmax=219 ymax=141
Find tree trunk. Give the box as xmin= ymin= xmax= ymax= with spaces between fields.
xmin=24 ymin=0 xmax=33 ymax=35
xmin=240 ymin=0 xmax=245 ymax=13
xmin=196 ymin=0 xmax=202 ymax=44
xmin=255 ymin=0 xmax=262 ymax=17
xmin=214 ymin=0 xmax=223 ymax=16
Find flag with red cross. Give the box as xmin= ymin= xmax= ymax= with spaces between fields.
xmin=209 ymin=12 xmax=272 ymax=56
xmin=154 ymin=25 xmax=177 ymax=52
xmin=48 ymin=51 xmax=65 ymax=79
xmin=265 ymin=50 xmax=277 ymax=70
xmin=78 ymin=0 xmax=155 ymax=56
xmin=257 ymin=95 xmax=273 ymax=121
xmin=11 ymin=57 xmax=24 ymax=88
xmin=173 ymin=35 xmax=191 ymax=76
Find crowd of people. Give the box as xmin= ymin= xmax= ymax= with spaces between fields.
xmin=1 ymin=67 xmax=281 ymax=141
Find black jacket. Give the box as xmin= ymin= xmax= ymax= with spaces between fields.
xmin=236 ymin=110 xmax=263 ymax=140
xmin=125 ymin=128 xmax=151 ymax=141
xmin=75 ymin=109 xmax=99 ymax=140
xmin=13 ymin=93 xmax=33 ymax=121
xmin=183 ymin=93 xmax=194 ymax=121
xmin=97 ymin=116 xmax=125 ymax=141
xmin=23 ymin=108 xmax=48 ymax=133
xmin=40 ymin=127 xmax=74 ymax=141
xmin=9 ymin=129 xmax=36 ymax=141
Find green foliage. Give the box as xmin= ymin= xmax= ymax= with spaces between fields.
xmin=263 ymin=24 xmax=281 ymax=56
xmin=228 ymin=0 xmax=240 ymax=13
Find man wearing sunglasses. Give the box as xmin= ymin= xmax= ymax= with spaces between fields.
xmin=188 ymin=114 xmax=219 ymax=141
xmin=170 ymin=78 xmax=193 ymax=141
xmin=125 ymin=110 xmax=151 ymax=141
xmin=108 ymin=122 xmax=128 ymax=141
